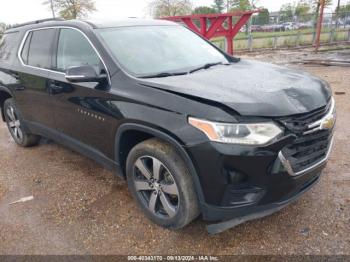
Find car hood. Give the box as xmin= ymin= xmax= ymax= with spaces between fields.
xmin=141 ymin=60 xmax=331 ymax=117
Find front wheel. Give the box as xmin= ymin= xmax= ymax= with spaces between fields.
xmin=4 ymin=98 xmax=40 ymax=147
xmin=126 ymin=138 xmax=200 ymax=229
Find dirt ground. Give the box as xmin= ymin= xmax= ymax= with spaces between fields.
xmin=0 ymin=49 xmax=349 ymax=255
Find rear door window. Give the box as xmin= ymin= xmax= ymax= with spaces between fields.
xmin=0 ymin=32 xmax=20 ymax=63
xmin=26 ymin=29 xmax=56 ymax=69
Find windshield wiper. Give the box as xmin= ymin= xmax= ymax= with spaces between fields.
xmin=139 ymin=71 xmax=188 ymax=79
xmin=189 ymin=62 xmax=229 ymax=74
xmin=139 ymin=62 xmax=230 ymax=78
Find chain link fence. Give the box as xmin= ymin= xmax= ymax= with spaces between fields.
xmin=212 ymin=12 xmax=350 ymax=52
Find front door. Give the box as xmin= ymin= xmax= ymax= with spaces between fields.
xmin=48 ymin=28 xmax=116 ymax=158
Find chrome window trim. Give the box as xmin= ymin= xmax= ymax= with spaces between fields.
xmin=279 ymin=136 xmax=334 ymax=177
xmin=17 ymin=26 xmax=111 ymax=85
xmin=65 ymin=75 xmax=86 ymax=78
xmin=303 ymin=97 xmax=335 ymax=135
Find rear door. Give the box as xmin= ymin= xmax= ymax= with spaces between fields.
xmin=0 ymin=31 xmax=21 ymax=96
xmin=14 ymin=28 xmax=57 ymax=130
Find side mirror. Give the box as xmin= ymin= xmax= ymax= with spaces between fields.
xmin=65 ymin=65 xmax=107 ymax=84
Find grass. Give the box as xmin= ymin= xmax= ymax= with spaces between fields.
xmin=234 ymin=28 xmax=322 ymax=40
xmin=211 ymin=29 xmax=350 ymax=51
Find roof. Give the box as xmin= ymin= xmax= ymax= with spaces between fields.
xmin=269 ymin=11 xmax=280 ymax=17
xmin=86 ymin=18 xmax=178 ymax=29
xmin=5 ymin=18 xmax=178 ymax=33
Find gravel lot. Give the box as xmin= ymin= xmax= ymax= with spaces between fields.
xmin=0 ymin=50 xmax=349 ymax=255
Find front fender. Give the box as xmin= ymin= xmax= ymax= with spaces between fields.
xmin=114 ymin=123 xmax=206 ymax=208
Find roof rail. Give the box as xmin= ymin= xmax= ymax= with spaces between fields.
xmin=11 ymin=18 xmax=65 ymax=29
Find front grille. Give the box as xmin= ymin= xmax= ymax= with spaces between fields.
xmin=282 ymin=130 xmax=332 ymax=173
xmin=279 ymin=100 xmax=334 ymax=174
xmin=280 ymin=102 xmax=331 ymax=135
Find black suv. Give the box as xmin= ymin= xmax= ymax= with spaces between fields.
xmin=0 ymin=18 xmax=335 ymax=234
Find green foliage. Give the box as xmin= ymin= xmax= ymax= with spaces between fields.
xmin=212 ymin=0 xmax=225 ymax=13
xmin=253 ymin=8 xmax=269 ymax=25
xmin=280 ymin=3 xmax=294 ymax=20
xmin=311 ymin=0 xmax=333 ymax=27
xmin=295 ymin=1 xmax=311 ymax=17
xmin=336 ymin=3 xmax=350 ymax=18
xmin=212 ymin=0 xmax=256 ymax=13
xmin=228 ymin=0 xmax=252 ymax=11
xmin=43 ymin=0 xmax=97 ymax=20
xmin=192 ymin=6 xmax=218 ymax=14
xmin=311 ymin=0 xmax=333 ymax=12
xmin=149 ymin=0 xmax=192 ymax=18
xmin=294 ymin=0 xmax=314 ymax=22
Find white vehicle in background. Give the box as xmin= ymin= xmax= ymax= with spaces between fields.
xmin=298 ymin=21 xmax=313 ymax=29
xmin=239 ymin=25 xmax=247 ymax=32
xmin=283 ymin=22 xmax=298 ymax=30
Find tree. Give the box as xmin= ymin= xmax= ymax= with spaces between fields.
xmin=212 ymin=0 xmax=257 ymax=13
xmin=212 ymin=0 xmax=225 ymax=13
xmin=149 ymin=0 xmax=192 ymax=17
xmin=253 ymin=8 xmax=269 ymax=25
xmin=280 ymin=3 xmax=294 ymax=22
xmin=295 ymin=1 xmax=311 ymax=17
xmin=0 ymin=23 xmax=10 ymax=41
xmin=334 ymin=0 xmax=341 ymax=27
xmin=336 ymin=2 xmax=350 ymax=19
xmin=43 ymin=0 xmax=97 ymax=20
xmin=229 ymin=0 xmax=252 ymax=11
xmin=312 ymin=0 xmax=333 ymax=20
xmin=0 ymin=23 xmax=6 ymax=34
xmin=192 ymin=6 xmax=218 ymax=14
xmin=312 ymin=0 xmax=333 ymax=13
xmin=227 ymin=1 xmax=256 ymax=36
xmin=0 ymin=23 xmax=11 ymax=38
xmin=295 ymin=0 xmax=312 ymax=22
xmin=312 ymin=0 xmax=333 ymax=28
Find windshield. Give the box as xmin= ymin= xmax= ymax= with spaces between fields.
xmin=96 ymin=25 xmax=229 ymax=77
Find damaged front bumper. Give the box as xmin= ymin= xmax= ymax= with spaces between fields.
xmin=206 ymin=168 xmax=322 ymax=234
xmin=186 ymin=124 xmax=334 ymax=234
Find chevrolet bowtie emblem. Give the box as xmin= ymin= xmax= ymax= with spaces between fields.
xmin=321 ymin=114 xmax=335 ymax=130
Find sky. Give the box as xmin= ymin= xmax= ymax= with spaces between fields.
xmin=0 ymin=0 xmax=341 ymax=25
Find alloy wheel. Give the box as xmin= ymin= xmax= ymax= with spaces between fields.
xmin=133 ymin=156 xmax=179 ymax=218
xmin=6 ymin=106 xmax=23 ymax=142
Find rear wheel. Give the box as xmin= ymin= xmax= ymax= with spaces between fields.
xmin=126 ymin=138 xmax=200 ymax=229
xmin=4 ymin=98 xmax=40 ymax=147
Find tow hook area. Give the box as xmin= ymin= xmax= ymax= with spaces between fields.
xmin=206 ymin=204 xmax=288 ymax=235
xmin=206 ymin=172 xmax=321 ymax=234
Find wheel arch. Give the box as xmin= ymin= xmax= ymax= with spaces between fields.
xmin=0 ymin=87 xmax=13 ymax=122
xmin=115 ymin=123 xmax=206 ymax=205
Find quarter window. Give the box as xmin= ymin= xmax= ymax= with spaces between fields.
xmin=56 ymin=29 xmax=102 ymax=74
xmin=0 ymin=32 xmax=20 ymax=63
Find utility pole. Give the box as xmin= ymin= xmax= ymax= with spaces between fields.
xmin=315 ymin=0 xmax=325 ymax=53
xmin=335 ymin=0 xmax=341 ymax=28
xmin=50 ymin=0 xmax=55 ymax=18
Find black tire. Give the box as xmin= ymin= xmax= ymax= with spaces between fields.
xmin=3 ymin=98 xmax=40 ymax=147
xmin=126 ymin=138 xmax=200 ymax=229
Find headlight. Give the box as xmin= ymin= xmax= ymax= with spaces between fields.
xmin=188 ymin=117 xmax=283 ymax=145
